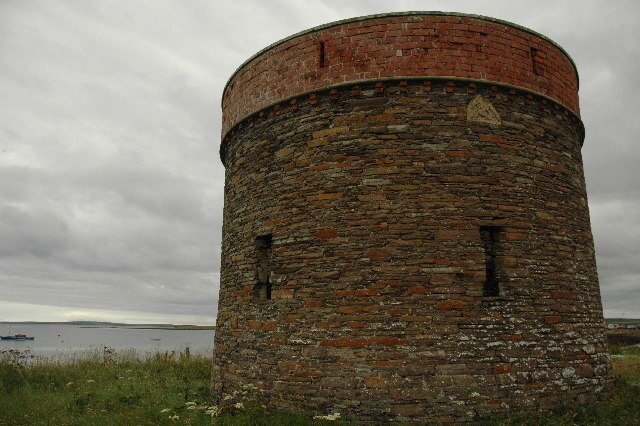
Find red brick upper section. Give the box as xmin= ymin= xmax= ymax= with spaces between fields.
xmin=221 ymin=12 xmax=579 ymax=137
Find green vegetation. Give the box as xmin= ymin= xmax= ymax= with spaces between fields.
xmin=1 ymin=346 xmax=639 ymax=425
xmin=0 ymin=348 xmax=340 ymax=425
xmin=605 ymin=318 xmax=640 ymax=325
xmin=607 ymin=330 xmax=640 ymax=354
xmin=0 ymin=348 xmax=212 ymax=425
xmin=496 ymin=356 xmax=640 ymax=426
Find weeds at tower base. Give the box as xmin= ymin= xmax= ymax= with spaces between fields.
xmin=1 ymin=346 xmax=639 ymax=424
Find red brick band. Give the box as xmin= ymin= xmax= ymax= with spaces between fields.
xmin=221 ymin=12 xmax=579 ymax=137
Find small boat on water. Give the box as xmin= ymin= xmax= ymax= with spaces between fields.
xmin=1 ymin=334 xmax=35 ymax=341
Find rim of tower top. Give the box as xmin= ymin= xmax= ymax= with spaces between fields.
xmin=220 ymin=10 xmax=579 ymax=105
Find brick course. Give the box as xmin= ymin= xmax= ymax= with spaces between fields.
xmin=221 ymin=12 xmax=579 ymax=138
xmin=213 ymin=13 xmax=611 ymax=424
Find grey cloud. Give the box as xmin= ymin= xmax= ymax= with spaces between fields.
xmin=0 ymin=0 xmax=638 ymax=323
xmin=0 ymin=204 xmax=71 ymax=258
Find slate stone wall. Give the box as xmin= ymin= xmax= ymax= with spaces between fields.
xmin=213 ymin=13 xmax=612 ymax=424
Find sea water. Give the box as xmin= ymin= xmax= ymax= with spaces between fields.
xmin=0 ymin=323 xmax=214 ymax=359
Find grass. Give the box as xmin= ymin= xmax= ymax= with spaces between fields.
xmin=495 ymin=357 xmax=640 ymax=426
xmin=1 ymin=345 xmax=639 ymax=425
xmin=0 ymin=348 xmax=340 ymax=426
xmin=0 ymin=348 xmax=213 ymax=425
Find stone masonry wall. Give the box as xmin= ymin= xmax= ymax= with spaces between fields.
xmin=213 ymin=13 xmax=612 ymax=424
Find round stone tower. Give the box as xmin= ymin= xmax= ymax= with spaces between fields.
xmin=213 ymin=12 xmax=612 ymax=423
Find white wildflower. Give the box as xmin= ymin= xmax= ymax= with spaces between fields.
xmin=86 ymin=379 xmax=95 ymax=383
xmin=313 ymin=412 xmax=341 ymax=421
xmin=168 ymin=414 xmax=179 ymax=420
xmin=223 ymin=394 xmax=233 ymax=401
xmin=234 ymin=402 xmax=245 ymax=410
xmin=469 ymin=392 xmax=481 ymax=398
xmin=205 ymin=406 xmax=221 ymax=417
xmin=159 ymin=408 xmax=171 ymax=414
xmin=187 ymin=405 xmax=197 ymax=410
xmin=185 ymin=401 xmax=197 ymax=407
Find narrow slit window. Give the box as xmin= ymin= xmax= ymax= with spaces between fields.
xmin=255 ymin=234 xmax=272 ymax=300
xmin=480 ymin=226 xmax=501 ymax=296
xmin=530 ymin=47 xmax=545 ymax=76
xmin=318 ymin=41 xmax=326 ymax=68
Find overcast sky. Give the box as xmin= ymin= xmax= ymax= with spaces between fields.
xmin=1 ymin=0 xmax=638 ymax=325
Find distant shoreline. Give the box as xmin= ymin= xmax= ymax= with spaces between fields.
xmin=0 ymin=321 xmax=215 ymax=330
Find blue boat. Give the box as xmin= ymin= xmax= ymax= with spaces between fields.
xmin=1 ymin=334 xmax=35 ymax=341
